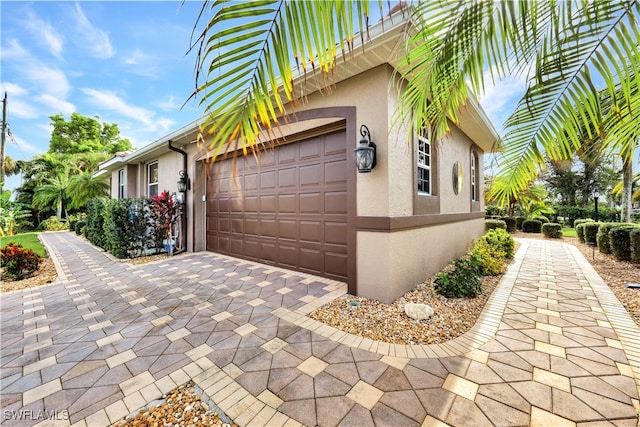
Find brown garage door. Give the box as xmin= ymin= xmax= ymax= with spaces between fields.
xmin=206 ymin=129 xmax=348 ymax=281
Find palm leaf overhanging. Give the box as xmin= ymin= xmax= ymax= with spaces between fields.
xmin=190 ymin=0 xmax=639 ymax=209
xmin=188 ymin=0 xmax=376 ymax=161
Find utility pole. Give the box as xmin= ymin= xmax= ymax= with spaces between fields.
xmin=1 ymin=91 xmax=7 ymax=189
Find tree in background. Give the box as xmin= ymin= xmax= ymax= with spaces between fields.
xmin=13 ymin=113 xmax=129 ymax=228
xmin=189 ymin=1 xmax=638 ymax=221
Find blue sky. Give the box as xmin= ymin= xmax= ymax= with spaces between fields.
xmin=1 ymin=1 xmax=523 ymax=192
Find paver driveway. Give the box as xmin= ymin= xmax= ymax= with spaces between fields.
xmin=1 ymin=231 xmax=639 ymax=426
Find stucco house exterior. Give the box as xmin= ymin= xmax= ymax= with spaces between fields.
xmin=96 ymin=15 xmax=499 ymax=304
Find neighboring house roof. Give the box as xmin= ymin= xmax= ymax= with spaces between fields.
xmin=96 ymin=11 xmax=498 ymax=177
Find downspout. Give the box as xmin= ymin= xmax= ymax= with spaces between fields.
xmin=167 ymin=140 xmax=188 ymax=255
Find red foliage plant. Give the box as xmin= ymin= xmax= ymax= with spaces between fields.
xmin=1 ymin=243 xmax=42 ymax=281
xmin=150 ymin=191 xmax=176 ymax=238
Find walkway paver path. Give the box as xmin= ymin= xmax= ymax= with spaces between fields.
xmin=1 ymin=231 xmax=639 ymax=426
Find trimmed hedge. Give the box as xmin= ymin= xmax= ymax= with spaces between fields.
xmin=610 ymin=224 xmax=636 ymax=261
xmin=576 ymin=223 xmax=586 ymax=242
xmin=583 ymin=222 xmax=600 ymax=245
xmin=631 ymin=228 xmax=640 ymax=264
xmin=522 ymin=219 xmax=542 ymax=233
xmin=515 ymin=216 xmax=526 ymax=230
xmin=596 ymin=223 xmax=616 ymax=254
xmin=74 ymin=221 xmax=86 ymax=235
xmin=542 ymin=223 xmax=562 ymax=238
xmin=485 ymin=219 xmax=507 ymax=231
xmin=501 ymin=217 xmax=517 ymax=233
xmin=574 ymin=218 xmax=594 ymax=229
xmin=470 ymin=228 xmax=515 ymax=275
xmin=532 ymin=215 xmax=550 ymax=224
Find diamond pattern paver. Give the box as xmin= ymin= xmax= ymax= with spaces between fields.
xmin=1 ymin=232 xmax=638 ymax=426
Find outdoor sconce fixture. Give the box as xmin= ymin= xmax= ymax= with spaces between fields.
xmin=354 ymin=124 xmax=376 ymax=173
xmin=177 ymin=170 xmax=190 ymax=193
xmin=593 ymin=188 xmax=600 ymax=222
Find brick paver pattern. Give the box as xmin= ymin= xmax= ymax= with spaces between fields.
xmin=1 ymin=232 xmax=639 ymax=426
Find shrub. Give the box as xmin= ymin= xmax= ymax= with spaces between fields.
xmin=501 ymin=217 xmax=517 ymax=233
xmin=86 ymin=198 xmax=108 ymax=249
xmin=522 ymin=219 xmax=542 ymax=233
xmin=481 ymin=228 xmax=515 ymax=259
xmin=583 ymin=222 xmax=600 ymax=244
xmin=434 ymin=254 xmax=482 ymax=298
xmin=531 ymin=215 xmax=550 ymax=224
xmin=485 ymin=205 xmax=501 ymax=217
xmin=631 ymin=228 xmax=640 ymax=264
xmin=596 ymin=223 xmax=616 ymax=254
xmin=542 ymin=223 xmax=562 ymax=238
xmin=576 ymin=223 xmax=586 ymax=242
xmin=39 ymin=216 xmax=67 ymax=231
xmin=1 ymin=243 xmax=42 ymax=280
xmin=515 ymin=216 xmax=526 ymax=230
xmin=485 ymin=219 xmax=506 ymax=232
xmin=574 ymin=218 xmax=593 ymax=229
xmin=610 ymin=225 xmax=636 ymax=261
xmin=74 ymin=220 xmax=86 ymax=235
xmin=471 ymin=240 xmax=505 ymax=276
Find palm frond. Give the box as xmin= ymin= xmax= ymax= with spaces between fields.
xmin=189 ymin=1 xmax=374 ymax=161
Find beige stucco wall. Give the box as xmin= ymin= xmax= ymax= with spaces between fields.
xmin=357 ymin=218 xmax=485 ymax=303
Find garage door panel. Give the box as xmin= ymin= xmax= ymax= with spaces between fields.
xmin=325 ymin=222 xmax=347 ymax=245
xmin=300 ymin=193 xmax=321 ymax=214
xmin=279 ymin=220 xmax=298 ymax=240
xmin=325 ymin=160 xmax=347 ymax=185
xmin=207 ymin=129 xmax=347 ymax=281
xmin=300 ymin=164 xmax=322 ymax=186
xmin=278 ymin=168 xmax=297 ymax=188
xmin=278 ymin=194 xmax=297 ymax=213
xmin=300 ymin=221 xmax=322 ymax=243
xmin=325 ymin=192 xmax=347 ymax=214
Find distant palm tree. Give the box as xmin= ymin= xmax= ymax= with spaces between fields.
xmin=67 ymin=172 xmax=109 ymax=209
xmin=32 ymin=172 xmax=70 ymax=220
xmin=190 ymin=1 xmax=638 ymax=218
xmin=2 ymin=155 xmax=21 ymax=177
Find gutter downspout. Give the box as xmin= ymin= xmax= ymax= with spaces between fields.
xmin=167 ymin=140 xmax=188 ymax=255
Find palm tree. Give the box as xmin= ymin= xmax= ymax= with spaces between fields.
xmin=32 ymin=172 xmax=70 ymax=220
xmin=189 ymin=1 xmax=639 ymax=219
xmin=67 ymin=172 xmax=109 ymax=209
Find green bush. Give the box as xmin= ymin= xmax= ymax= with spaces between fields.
xmin=574 ymin=218 xmax=594 ymax=229
xmin=596 ymin=223 xmax=616 ymax=254
xmin=501 ymin=217 xmax=517 ymax=233
xmin=542 ymin=223 xmax=562 ymax=238
xmin=522 ymin=219 xmax=542 ymax=233
xmin=485 ymin=205 xmax=502 ymax=217
xmin=515 ymin=216 xmax=526 ymax=230
xmin=1 ymin=242 xmax=42 ymax=280
xmin=86 ymin=198 xmax=108 ymax=249
xmin=471 ymin=239 xmax=505 ymax=276
xmin=531 ymin=215 xmax=550 ymax=224
xmin=610 ymin=225 xmax=636 ymax=261
xmin=631 ymin=228 xmax=640 ymax=264
xmin=576 ymin=223 xmax=586 ymax=242
xmin=74 ymin=220 xmax=86 ymax=236
xmin=484 ymin=219 xmax=506 ymax=232
xmin=434 ymin=254 xmax=482 ymax=298
xmin=39 ymin=216 xmax=67 ymax=231
xmin=482 ymin=228 xmax=515 ymax=259
xmin=583 ymin=222 xmax=600 ymax=244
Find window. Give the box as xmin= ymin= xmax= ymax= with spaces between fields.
xmin=417 ymin=135 xmax=431 ymax=194
xmin=471 ymin=151 xmax=479 ymax=202
xmin=148 ymin=162 xmax=159 ymax=197
xmin=118 ymin=169 xmax=125 ymax=199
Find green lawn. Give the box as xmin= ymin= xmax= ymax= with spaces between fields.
xmin=0 ymin=232 xmax=48 ymax=257
xmin=562 ymin=228 xmax=577 ymax=238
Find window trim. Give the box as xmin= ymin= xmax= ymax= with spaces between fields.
xmin=118 ymin=169 xmax=125 ymax=199
xmin=147 ymin=162 xmax=159 ymax=197
xmin=417 ymin=134 xmax=432 ymax=196
xmin=413 ymin=131 xmax=440 ymax=214
xmin=471 ymin=152 xmax=477 ymax=202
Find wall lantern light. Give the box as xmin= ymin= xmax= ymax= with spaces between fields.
xmin=177 ymin=170 xmax=190 ymax=193
xmin=593 ymin=188 xmax=600 ymax=222
xmin=354 ymin=125 xmax=376 ymax=173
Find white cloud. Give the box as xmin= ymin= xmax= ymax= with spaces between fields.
xmin=1 ymin=82 xmax=28 ymax=97
xmin=71 ymin=3 xmax=115 ymax=59
xmin=155 ymin=118 xmax=176 ymax=133
xmin=123 ymin=48 xmax=147 ymax=65
xmin=36 ymin=94 xmax=76 ymax=116
xmin=23 ymin=66 xmax=71 ymax=99
xmin=81 ymin=88 xmax=156 ymax=128
xmin=158 ymin=95 xmax=179 ymax=110
xmin=25 ymin=11 xmax=64 ymax=59
xmin=2 ymin=39 xmax=29 ymax=59
xmin=12 ymin=135 xmax=41 ymax=154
